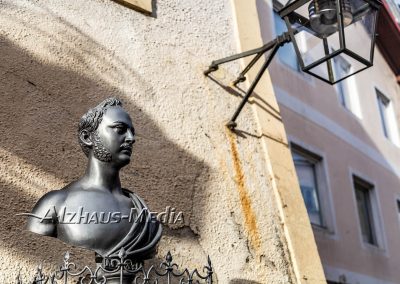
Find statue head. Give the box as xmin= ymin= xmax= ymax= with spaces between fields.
xmin=78 ymin=97 xmax=135 ymax=167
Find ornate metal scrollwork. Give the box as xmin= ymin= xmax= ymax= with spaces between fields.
xmin=16 ymin=249 xmax=213 ymax=284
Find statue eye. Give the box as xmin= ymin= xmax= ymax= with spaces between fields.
xmin=114 ymin=125 xmax=126 ymax=134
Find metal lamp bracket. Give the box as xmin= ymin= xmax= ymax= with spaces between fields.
xmin=204 ymin=31 xmax=292 ymax=130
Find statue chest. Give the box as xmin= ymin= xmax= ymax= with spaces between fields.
xmin=56 ymin=191 xmax=135 ymax=256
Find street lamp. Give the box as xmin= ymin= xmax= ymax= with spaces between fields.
xmin=205 ymin=0 xmax=382 ymax=129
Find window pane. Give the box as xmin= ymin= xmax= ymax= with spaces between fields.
xmin=300 ymin=185 xmax=321 ymax=225
xmin=397 ymin=200 xmax=400 ymax=222
xmin=344 ymin=7 xmax=377 ymax=63
xmin=376 ymin=90 xmax=390 ymax=138
xmin=334 ymin=55 xmax=351 ymax=108
xmin=354 ymin=178 xmax=376 ymax=245
xmin=292 ymin=150 xmax=323 ymax=226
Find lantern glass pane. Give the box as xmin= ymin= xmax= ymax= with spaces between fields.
xmin=285 ymin=1 xmax=346 ymax=69
xmin=307 ymin=51 xmax=368 ymax=83
xmin=294 ymin=29 xmax=342 ymax=68
xmin=291 ymin=1 xmax=310 ymax=18
xmin=344 ymin=5 xmax=378 ymax=63
xmin=274 ymin=0 xmax=300 ymax=11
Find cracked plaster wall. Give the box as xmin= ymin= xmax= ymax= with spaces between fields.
xmin=0 ymin=0 xmax=296 ymax=283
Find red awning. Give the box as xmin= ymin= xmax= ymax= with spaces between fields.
xmin=376 ymin=1 xmax=400 ymax=83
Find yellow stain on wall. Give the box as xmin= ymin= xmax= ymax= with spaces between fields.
xmin=226 ymin=129 xmax=261 ymax=251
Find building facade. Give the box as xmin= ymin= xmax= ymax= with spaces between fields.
xmin=258 ymin=0 xmax=400 ymax=283
xmin=0 ymin=0 xmax=326 ymax=283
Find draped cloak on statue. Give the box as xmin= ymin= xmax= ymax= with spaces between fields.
xmin=101 ymin=189 xmax=163 ymax=260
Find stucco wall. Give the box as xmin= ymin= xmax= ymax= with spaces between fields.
xmin=258 ymin=0 xmax=400 ymax=282
xmin=0 ymin=0 xmax=301 ymax=283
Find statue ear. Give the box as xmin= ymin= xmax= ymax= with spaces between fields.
xmin=79 ymin=130 xmax=93 ymax=147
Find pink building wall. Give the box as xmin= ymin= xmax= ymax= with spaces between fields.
xmin=258 ymin=0 xmax=400 ymax=282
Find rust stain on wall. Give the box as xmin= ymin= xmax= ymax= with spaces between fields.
xmin=226 ymin=129 xmax=261 ymax=251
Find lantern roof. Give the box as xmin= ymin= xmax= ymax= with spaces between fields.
xmin=273 ymin=0 xmax=382 ymax=18
xmin=272 ymin=0 xmax=382 ymax=40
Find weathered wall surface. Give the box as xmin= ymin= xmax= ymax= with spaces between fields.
xmin=0 ymin=0 xmax=298 ymax=283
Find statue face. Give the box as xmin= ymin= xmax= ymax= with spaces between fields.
xmin=94 ymin=106 xmax=135 ymax=167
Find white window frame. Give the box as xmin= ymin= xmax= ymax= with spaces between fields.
xmin=349 ymin=170 xmax=387 ymax=253
xmin=375 ymin=88 xmax=400 ymax=146
xmin=289 ymin=140 xmax=337 ymax=235
xmin=333 ymin=55 xmax=363 ymax=119
xmin=394 ymin=196 xmax=400 ymax=234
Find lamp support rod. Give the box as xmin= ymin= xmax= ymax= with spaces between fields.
xmin=204 ymin=31 xmax=292 ymax=129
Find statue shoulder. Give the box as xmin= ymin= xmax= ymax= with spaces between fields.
xmin=33 ymin=189 xmax=68 ymax=211
xmin=26 ymin=189 xmax=68 ymax=237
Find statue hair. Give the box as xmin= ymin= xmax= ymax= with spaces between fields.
xmin=78 ymin=97 xmax=123 ymax=157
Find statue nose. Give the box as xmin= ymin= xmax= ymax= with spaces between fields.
xmin=125 ymin=129 xmax=135 ymax=144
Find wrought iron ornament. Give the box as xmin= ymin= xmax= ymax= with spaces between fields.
xmin=16 ymin=250 xmax=213 ymax=284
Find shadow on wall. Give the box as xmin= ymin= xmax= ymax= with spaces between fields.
xmin=0 ymin=26 xmax=208 ymax=283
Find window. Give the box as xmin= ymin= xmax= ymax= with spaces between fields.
xmin=334 ymin=56 xmax=352 ymax=108
xmin=291 ymin=143 xmax=336 ymax=233
xmin=273 ymin=12 xmax=300 ymax=71
xmin=396 ymin=199 xmax=400 ymax=226
xmin=353 ymin=176 xmax=376 ymax=245
xmin=333 ymin=55 xmax=362 ymax=118
xmin=376 ymin=89 xmax=400 ymax=145
xmin=291 ymin=145 xmax=324 ymax=226
xmin=377 ymin=91 xmax=390 ymax=138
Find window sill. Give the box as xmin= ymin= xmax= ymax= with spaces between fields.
xmin=312 ymin=223 xmax=336 ymax=238
xmin=361 ymin=241 xmax=387 ymax=256
xmin=383 ymin=135 xmax=400 ymax=149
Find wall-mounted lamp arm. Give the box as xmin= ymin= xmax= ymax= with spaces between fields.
xmin=204 ymin=39 xmax=278 ymax=76
xmin=204 ymin=31 xmax=292 ymax=129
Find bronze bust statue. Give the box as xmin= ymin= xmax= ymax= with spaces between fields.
xmin=26 ymin=98 xmax=162 ymax=262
